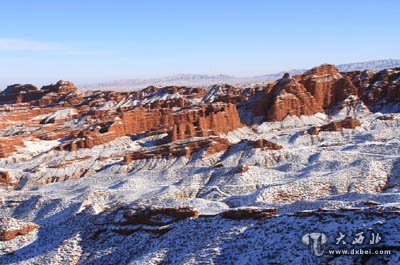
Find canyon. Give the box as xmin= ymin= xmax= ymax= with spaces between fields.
xmin=0 ymin=64 xmax=399 ymax=264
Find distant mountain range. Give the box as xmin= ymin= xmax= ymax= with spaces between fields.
xmin=81 ymin=59 xmax=400 ymax=91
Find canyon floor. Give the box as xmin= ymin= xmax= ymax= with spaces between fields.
xmin=0 ymin=64 xmax=399 ymax=264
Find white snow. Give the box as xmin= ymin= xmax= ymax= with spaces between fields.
xmin=32 ymin=108 xmax=78 ymax=122
xmin=0 ymin=111 xmax=399 ymax=264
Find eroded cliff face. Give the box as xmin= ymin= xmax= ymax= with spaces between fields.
xmin=248 ymin=64 xmax=400 ymax=122
xmin=264 ymin=73 xmax=324 ymax=121
xmin=60 ymin=102 xmax=242 ymax=151
xmin=123 ymin=137 xmax=231 ymax=162
xmin=350 ymin=67 xmax=400 ymax=109
xmin=299 ymin=64 xmax=358 ymax=109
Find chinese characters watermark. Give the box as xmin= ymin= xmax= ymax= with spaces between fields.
xmin=302 ymin=231 xmax=389 ymax=257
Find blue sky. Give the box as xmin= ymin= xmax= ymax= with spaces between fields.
xmin=1 ymin=0 xmax=399 ymax=87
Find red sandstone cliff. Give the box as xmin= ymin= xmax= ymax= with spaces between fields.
xmin=252 ymin=64 xmax=394 ymax=122
xmin=299 ymin=64 xmax=358 ymax=109
xmin=66 ymin=102 xmax=242 ymax=150
xmin=260 ymin=73 xmax=323 ymax=121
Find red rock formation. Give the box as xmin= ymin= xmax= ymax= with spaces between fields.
xmin=0 ymin=171 xmax=11 ymax=182
xmin=204 ymin=137 xmax=231 ymax=155
xmin=202 ymin=84 xmax=250 ymax=104
xmin=350 ymin=68 xmax=400 ymax=108
xmin=118 ymin=107 xmax=164 ymax=136
xmin=167 ymin=103 xmax=242 ymax=140
xmin=320 ymin=117 xmax=361 ymax=131
xmin=119 ymin=103 xmax=242 ymax=141
xmin=0 ymin=84 xmax=40 ymax=104
xmin=0 ymin=171 xmax=13 ymax=189
xmin=0 ymin=107 xmax=55 ymax=123
xmin=0 ymin=80 xmax=78 ymax=106
xmin=40 ymin=80 xmax=77 ymax=94
xmin=119 ymin=206 xmax=199 ymax=226
xmin=122 ymin=153 xmax=132 ymax=165
xmin=36 ymin=167 xmax=88 ymax=185
xmin=221 ymin=208 xmax=278 ymax=220
xmin=69 ymin=131 xmax=117 ymax=150
xmin=0 ymin=137 xmax=24 ymax=158
xmin=0 ymin=217 xmax=39 ymax=241
xmin=65 ymin=102 xmax=241 ymax=151
xmin=123 ymin=137 xmax=231 ymax=162
xmin=309 ymin=117 xmax=361 ymax=135
xmin=251 ymin=139 xmax=283 ymax=150
xmin=377 ymin=114 xmax=395 ymax=121
xmin=299 ymin=64 xmax=358 ymax=108
xmin=264 ymin=73 xmax=323 ymax=121
xmin=251 ymin=65 xmax=366 ymax=122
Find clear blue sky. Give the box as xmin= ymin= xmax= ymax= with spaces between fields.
xmin=1 ymin=0 xmax=399 ymax=87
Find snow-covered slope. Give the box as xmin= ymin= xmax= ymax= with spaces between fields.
xmin=0 ymin=112 xmax=399 ymax=264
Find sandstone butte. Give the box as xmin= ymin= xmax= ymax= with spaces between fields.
xmin=254 ymin=64 xmax=361 ymax=121
xmin=0 ymin=64 xmax=397 ymax=159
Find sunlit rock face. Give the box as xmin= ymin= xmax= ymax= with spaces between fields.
xmin=299 ymin=64 xmax=358 ymax=109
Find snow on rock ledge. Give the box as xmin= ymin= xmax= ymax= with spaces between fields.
xmin=0 ymin=217 xmax=39 ymax=241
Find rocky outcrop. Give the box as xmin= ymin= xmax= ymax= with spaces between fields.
xmin=252 ymin=65 xmax=368 ymax=122
xmin=60 ymin=131 xmax=117 ymax=150
xmin=350 ymin=68 xmax=400 ymax=109
xmin=0 ymin=137 xmax=24 ymax=158
xmin=202 ymin=84 xmax=251 ymax=104
xmin=168 ymin=103 xmax=242 ymax=141
xmin=112 ymin=103 xmax=242 ymax=141
xmin=221 ymin=208 xmax=278 ymax=220
xmin=36 ymin=167 xmax=88 ymax=185
xmin=299 ymin=64 xmax=358 ymax=109
xmin=0 ymin=84 xmax=40 ymax=104
xmin=118 ymin=206 xmax=199 ymax=226
xmin=377 ymin=114 xmax=395 ymax=121
xmin=38 ymin=81 xmax=79 ymax=107
xmin=0 ymin=217 xmax=39 ymax=241
xmin=250 ymin=139 xmax=283 ymax=150
xmin=137 ymin=86 xmax=207 ymax=109
xmin=41 ymin=80 xmax=77 ymax=94
xmin=122 ymin=153 xmax=132 ymax=165
xmin=320 ymin=117 xmax=361 ymax=131
xmin=0 ymin=107 xmax=55 ymax=123
xmin=0 ymin=170 xmax=13 ymax=189
xmin=309 ymin=117 xmax=361 ymax=135
xmin=107 ymin=206 xmax=200 ymax=236
xmin=260 ymin=73 xmax=324 ymax=121
xmin=65 ymin=103 xmax=242 ymax=151
xmin=0 ymin=80 xmax=78 ymax=106
xmin=123 ymin=137 xmax=231 ymax=162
